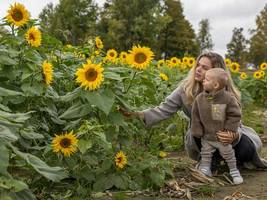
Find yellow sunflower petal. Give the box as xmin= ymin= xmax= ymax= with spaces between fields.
xmin=95 ymin=36 xmax=103 ymax=49
xmin=42 ymin=61 xmax=53 ymax=85
xmin=159 ymin=72 xmax=169 ymax=81
xmin=115 ymin=151 xmax=127 ymax=169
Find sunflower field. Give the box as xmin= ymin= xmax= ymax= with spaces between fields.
xmin=0 ymin=3 xmax=266 ymax=200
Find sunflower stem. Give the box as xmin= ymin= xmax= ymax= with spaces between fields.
xmin=124 ymin=71 xmax=137 ymax=94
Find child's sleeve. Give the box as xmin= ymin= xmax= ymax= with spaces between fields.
xmin=224 ymin=95 xmax=241 ymax=132
xmin=191 ymin=98 xmax=204 ymax=138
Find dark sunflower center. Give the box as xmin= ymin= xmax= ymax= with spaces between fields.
xmin=117 ymin=157 xmax=122 ymax=163
xmin=109 ymin=52 xmax=115 ymax=57
xmin=123 ymin=55 xmax=126 ymax=59
xmin=29 ymin=33 xmax=35 ymax=41
xmin=172 ymin=60 xmax=176 ymax=63
xmin=85 ymin=69 xmax=98 ymax=81
xmin=189 ymin=60 xmax=193 ymax=64
xmin=134 ymin=53 xmax=147 ymax=64
xmin=12 ymin=9 xmax=23 ymax=21
xmin=60 ymin=138 xmax=71 ymax=148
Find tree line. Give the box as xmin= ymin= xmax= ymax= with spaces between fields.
xmin=38 ymin=0 xmax=267 ymax=65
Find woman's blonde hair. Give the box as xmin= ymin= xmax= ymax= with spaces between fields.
xmin=181 ymin=52 xmax=241 ymax=105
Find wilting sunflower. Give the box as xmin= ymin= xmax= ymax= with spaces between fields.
xmin=6 ymin=3 xmax=30 ymax=27
xmin=106 ymin=49 xmax=118 ymax=61
xmin=260 ymin=62 xmax=267 ymax=71
xmin=52 ymin=131 xmax=78 ymax=157
xmin=42 ymin=61 xmax=53 ymax=85
xmin=229 ymin=62 xmax=240 ymax=73
xmin=25 ymin=26 xmax=42 ymax=47
xmin=119 ymin=51 xmax=128 ymax=62
xmin=157 ymin=59 xmax=165 ymax=68
xmin=115 ymin=151 xmax=127 ymax=169
xmin=95 ymin=36 xmax=103 ymax=49
xmin=76 ymin=59 xmax=104 ymax=90
xmin=253 ymin=71 xmax=262 ymax=79
xmin=127 ymin=45 xmax=154 ymax=70
xmin=160 ymin=73 xmax=169 ymax=81
xmin=224 ymin=58 xmax=232 ymax=67
xmin=240 ymin=72 xmax=248 ymax=80
xmin=169 ymin=57 xmax=180 ymax=68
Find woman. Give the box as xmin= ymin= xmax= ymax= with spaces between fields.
xmin=122 ymin=52 xmax=267 ymax=170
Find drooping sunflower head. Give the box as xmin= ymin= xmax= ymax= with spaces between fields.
xmin=25 ymin=26 xmax=42 ymax=47
xmin=75 ymin=59 xmax=104 ymax=91
xmin=229 ymin=62 xmax=240 ymax=73
xmin=42 ymin=61 xmax=53 ymax=85
xmin=260 ymin=62 xmax=267 ymax=71
xmin=127 ymin=45 xmax=154 ymax=70
xmin=6 ymin=3 xmax=30 ymax=27
xmin=52 ymin=131 xmax=79 ymax=157
xmin=159 ymin=72 xmax=169 ymax=81
xmin=253 ymin=70 xmax=262 ymax=79
xmin=157 ymin=59 xmax=165 ymax=68
xmin=240 ymin=72 xmax=248 ymax=80
xmin=115 ymin=151 xmax=127 ymax=169
xmin=95 ymin=36 xmax=103 ymax=49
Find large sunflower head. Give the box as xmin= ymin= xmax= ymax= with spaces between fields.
xmin=42 ymin=61 xmax=53 ymax=85
xmin=260 ymin=62 xmax=267 ymax=71
xmin=229 ymin=62 xmax=240 ymax=73
xmin=52 ymin=131 xmax=78 ymax=157
xmin=25 ymin=26 xmax=42 ymax=47
xmin=127 ymin=45 xmax=154 ymax=70
xmin=75 ymin=59 xmax=104 ymax=90
xmin=115 ymin=151 xmax=127 ymax=169
xmin=6 ymin=3 xmax=30 ymax=27
xmin=95 ymin=36 xmax=103 ymax=49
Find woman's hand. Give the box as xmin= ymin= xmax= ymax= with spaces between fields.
xmin=118 ymin=107 xmax=144 ymax=120
xmin=217 ymin=130 xmax=239 ymax=144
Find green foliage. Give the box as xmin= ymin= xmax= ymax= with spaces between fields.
xmin=197 ymin=19 xmax=214 ymax=53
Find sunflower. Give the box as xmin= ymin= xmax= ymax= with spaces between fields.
xmin=42 ymin=61 xmax=53 ymax=85
xmin=52 ymin=131 xmax=78 ymax=157
xmin=106 ymin=49 xmax=118 ymax=61
xmin=182 ymin=57 xmax=189 ymax=66
xmin=260 ymin=62 xmax=267 ymax=71
xmin=187 ymin=57 xmax=195 ymax=68
xmin=76 ymin=59 xmax=104 ymax=90
xmin=115 ymin=151 xmax=127 ymax=169
xmin=6 ymin=3 xmax=30 ymax=27
xmin=253 ymin=71 xmax=262 ymax=79
xmin=224 ymin=58 xmax=232 ymax=67
xmin=259 ymin=70 xmax=265 ymax=77
xmin=229 ymin=62 xmax=240 ymax=73
xmin=95 ymin=36 xmax=103 ymax=49
xmin=169 ymin=57 xmax=180 ymax=68
xmin=119 ymin=51 xmax=128 ymax=62
xmin=25 ymin=26 xmax=42 ymax=47
xmin=160 ymin=73 xmax=169 ymax=81
xmin=159 ymin=151 xmax=167 ymax=158
xmin=127 ymin=45 xmax=154 ymax=70
xmin=157 ymin=59 xmax=165 ymax=68
xmin=240 ymin=72 xmax=247 ymax=80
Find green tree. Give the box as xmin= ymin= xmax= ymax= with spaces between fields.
xmin=248 ymin=4 xmax=267 ymax=65
xmin=158 ymin=0 xmax=199 ymax=58
xmin=197 ymin=19 xmax=213 ymax=53
xmin=39 ymin=0 xmax=98 ymax=45
xmin=97 ymin=0 xmax=163 ymax=53
xmin=226 ymin=27 xmax=248 ymax=64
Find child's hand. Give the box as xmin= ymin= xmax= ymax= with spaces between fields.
xmin=217 ymin=130 xmax=238 ymax=144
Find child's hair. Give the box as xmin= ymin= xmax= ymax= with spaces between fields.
xmin=206 ymin=68 xmax=229 ymax=90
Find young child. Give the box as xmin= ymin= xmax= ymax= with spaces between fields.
xmin=191 ymin=68 xmax=243 ymax=185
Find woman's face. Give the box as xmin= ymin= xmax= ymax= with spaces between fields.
xmin=195 ymin=57 xmax=213 ymax=82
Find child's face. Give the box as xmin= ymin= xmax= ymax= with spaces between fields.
xmin=203 ymin=72 xmax=218 ymax=92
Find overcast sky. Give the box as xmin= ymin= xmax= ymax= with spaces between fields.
xmin=1 ymin=0 xmax=266 ymax=56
